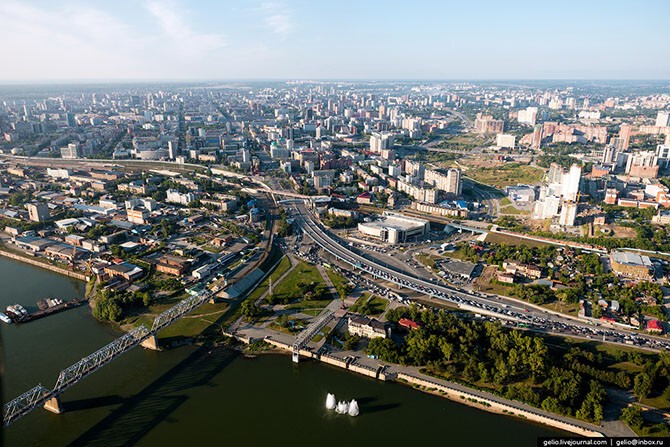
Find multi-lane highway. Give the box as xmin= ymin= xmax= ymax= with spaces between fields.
xmin=292 ymin=202 xmax=670 ymax=353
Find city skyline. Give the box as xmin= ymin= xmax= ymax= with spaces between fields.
xmin=1 ymin=0 xmax=669 ymax=82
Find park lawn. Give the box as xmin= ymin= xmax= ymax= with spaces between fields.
xmin=219 ymin=256 xmax=292 ymax=327
xmin=246 ymin=255 xmax=293 ymax=302
xmin=436 ymin=133 xmax=488 ymax=151
xmin=544 ymin=334 xmax=657 ymax=357
xmin=127 ymin=301 xmax=228 ymax=339
xmin=272 ymin=260 xmax=328 ymax=301
xmin=325 ymin=268 xmax=349 ymax=291
xmin=268 ymin=317 xmax=310 ymax=335
xmin=349 ymin=293 xmax=388 ymax=317
xmin=286 ymin=298 xmax=333 ymax=317
xmin=476 ymin=280 xmax=515 ymax=297
xmin=541 ymin=301 xmax=580 ymax=316
xmin=610 ymin=361 xmax=644 ymax=374
xmin=500 ymin=197 xmax=512 ymax=206
xmin=641 ymin=385 xmax=670 ymax=410
xmin=465 ymin=164 xmax=544 ymax=189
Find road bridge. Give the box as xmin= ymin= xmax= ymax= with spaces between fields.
xmin=292 ymin=202 xmax=669 ymax=354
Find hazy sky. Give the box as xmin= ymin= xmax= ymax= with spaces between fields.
xmin=1 ymin=0 xmax=668 ymax=81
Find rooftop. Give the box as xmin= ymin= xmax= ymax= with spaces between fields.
xmin=611 ymin=251 xmax=653 ymax=267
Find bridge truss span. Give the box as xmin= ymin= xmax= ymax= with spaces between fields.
xmin=2 ymin=384 xmax=52 ymax=427
xmin=151 ymin=292 xmax=210 ymax=333
xmin=54 ymin=325 xmax=151 ymax=393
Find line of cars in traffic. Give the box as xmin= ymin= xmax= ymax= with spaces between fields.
xmin=295 ymin=206 xmax=670 ymax=352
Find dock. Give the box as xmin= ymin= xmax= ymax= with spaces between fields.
xmin=10 ymin=299 xmax=87 ymax=324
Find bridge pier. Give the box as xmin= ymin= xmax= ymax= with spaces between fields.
xmin=43 ymin=396 xmax=64 ymax=414
xmin=141 ymin=335 xmax=160 ymax=351
xmin=292 ymin=349 xmax=300 ymax=363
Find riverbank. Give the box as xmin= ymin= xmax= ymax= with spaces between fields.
xmin=233 ymin=332 xmax=604 ymax=438
xmin=0 ymin=248 xmax=88 ymax=281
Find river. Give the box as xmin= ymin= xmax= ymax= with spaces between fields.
xmin=0 ymin=257 xmax=565 ymax=446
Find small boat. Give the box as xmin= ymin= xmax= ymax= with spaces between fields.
xmin=0 ymin=312 xmax=12 ymax=324
xmin=326 ymin=393 xmax=336 ymax=410
xmin=6 ymin=304 xmax=28 ymax=321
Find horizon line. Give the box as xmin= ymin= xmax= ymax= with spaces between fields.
xmin=0 ymin=78 xmax=669 ymax=86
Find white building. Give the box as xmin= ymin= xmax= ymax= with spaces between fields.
xmin=561 ymin=164 xmax=582 ymax=202
xmin=533 ymin=195 xmax=561 ymax=219
xmin=559 ymin=201 xmax=578 ymax=226
xmin=166 ymin=189 xmax=196 ymax=205
xmin=446 ymin=168 xmax=462 ymax=195
xmin=60 ymin=143 xmax=80 ymax=159
xmin=517 ymin=107 xmax=538 ymax=126
xmin=396 ymin=180 xmax=437 ymax=204
xmin=496 ymin=134 xmax=516 ymax=149
xmin=388 ymin=165 xmax=402 ymax=177
xmin=507 ymin=185 xmax=536 ymax=203
xmin=46 ymin=168 xmax=71 ymax=179
xmin=655 ymin=111 xmax=670 ymax=128
xmin=370 ymin=132 xmax=394 ymax=153
xmin=357 ymin=212 xmax=429 ymax=244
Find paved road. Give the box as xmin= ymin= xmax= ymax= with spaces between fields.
xmin=290 ymin=201 xmax=670 ymax=353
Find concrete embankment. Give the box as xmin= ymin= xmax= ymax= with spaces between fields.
xmin=0 ymin=250 xmax=88 ymax=281
xmin=395 ymin=373 xmax=603 ymax=438
xmin=260 ymin=337 xmax=389 ymax=381
xmin=235 ymin=333 xmax=602 ymax=437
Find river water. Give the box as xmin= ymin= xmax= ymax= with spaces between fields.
xmin=0 ymin=257 xmax=565 ymax=446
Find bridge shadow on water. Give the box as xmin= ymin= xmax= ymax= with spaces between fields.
xmin=64 ymin=395 xmax=126 ymax=412
xmin=67 ymin=347 xmax=238 ymax=447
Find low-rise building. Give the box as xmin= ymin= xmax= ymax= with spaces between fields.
xmin=646 ymin=319 xmax=664 ymax=334
xmin=166 ymin=189 xmax=196 ymax=205
xmin=502 ymin=260 xmax=542 ymax=279
xmin=156 ymin=255 xmax=190 ymax=276
xmin=127 ymin=207 xmax=150 ymax=225
xmin=497 ymin=272 xmax=516 ymax=284
xmin=398 ymin=318 xmax=421 ymax=331
xmin=104 ymin=262 xmax=144 ymax=281
xmin=357 ymin=212 xmax=429 ymax=244
xmin=347 ymin=315 xmax=389 ymax=339
xmin=610 ymin=251 xmax=654 ymax=280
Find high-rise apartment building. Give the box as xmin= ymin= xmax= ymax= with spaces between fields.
xmin=27 ymin=203 xmax=50 ymax=222
xmin=559 ymin=201 xmax=578 ymax=226
xmin=655 ymin=111 xmax=670 ymax=128
xmin=370 ymin=132 xmax=394 ymax=153
xmin=561 ymin=164 xmax=582 ymax=202
xmin=517 ymin=107 xmax=538 ymax=125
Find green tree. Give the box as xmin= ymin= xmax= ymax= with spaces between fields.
xmin=241 ymin=300 xmax=260 ymax=321
xmin=620 ymin=406 xmax=644 ymax=430
xmin=633 ymin=372 xmax=652 ymax=399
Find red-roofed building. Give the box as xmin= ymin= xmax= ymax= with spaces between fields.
xmin=398 ymin=318 xmax=421 ymax=330
xmin=646 ymin=319 xmax=664 ymax=333
xmin=356 ymin=192 xmax=373 ymax=205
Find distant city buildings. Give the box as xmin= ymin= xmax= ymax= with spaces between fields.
xmin=474 ymin=113 xmax=504 ymax=134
